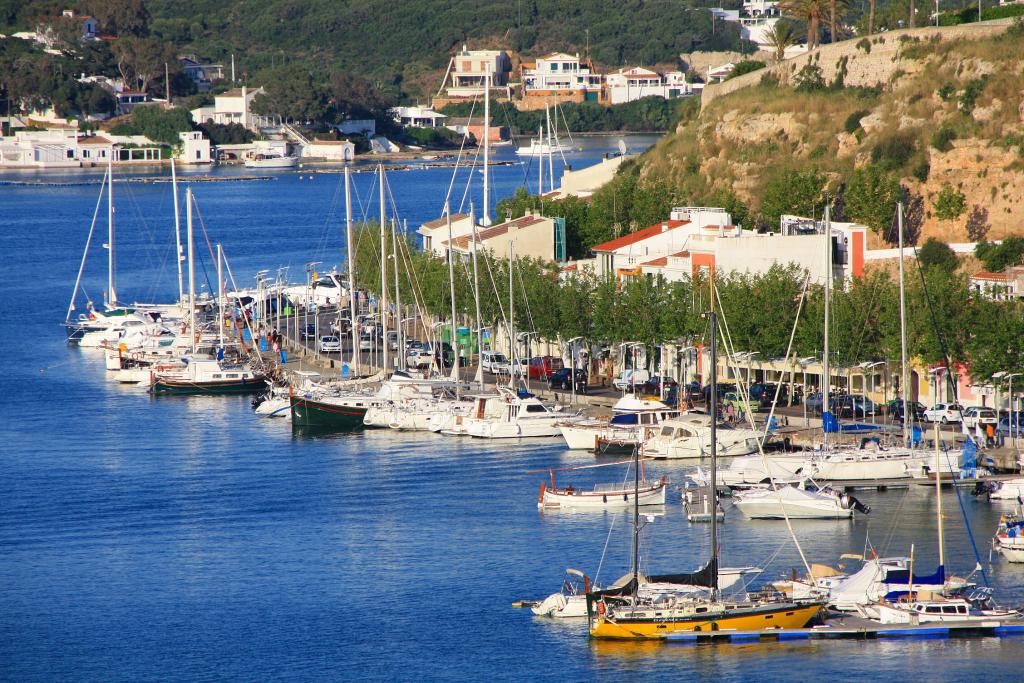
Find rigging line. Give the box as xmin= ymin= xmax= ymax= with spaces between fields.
xmin=314 ymin=170 xmax=346 ymax=264
xmin=941 ymin=439 xmax=989 ymax=586
xmin=441 ymin=96 xmax=479 ymax=215
xmin=514 ymin=258 xmax=538 ymax=339
xmin=67 ymin=171 xmax=108 ymax=319
xmin=457 ymin=143 xmax=484 ymax=216
xmin=713 ymin=281 xmax=815 ymax=581
xmin=593 ymin=506 xmax=620 ymax=587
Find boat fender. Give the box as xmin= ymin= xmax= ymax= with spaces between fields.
xmin=597 ymin=602 xmax=606 ymax=615
xmin=603 ymin=495 xmax=608 ymax=503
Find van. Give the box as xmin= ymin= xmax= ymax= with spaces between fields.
xmin=481 ymin=350 xmax=511 ymax=374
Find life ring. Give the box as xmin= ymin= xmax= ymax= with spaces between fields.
xmin=597 ymin=602 xmax=606 ymax=615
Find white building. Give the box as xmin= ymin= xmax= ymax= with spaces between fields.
xmin=301 ymin=139 xmax=355 ymax=161
xmin=521 ymin=53 xmax=603 ymax=99
xmin=710 ymin=0 xmax=790 ymax=51
xmin=970 ymin=268 xmax=1024 ymax=300
xmin=0 ymin=129 xmax=79 ymax=168
xmin=179 ymin=56 xmax=224 ymax=92
xmin=604 ymin=67 xmax=694 ymax=104
xmin=390 ymin=106 xmax=447 ymax=128
xmin=417 ymin=213 xmax=475 ymax=256
xmin=190 ymin=86 xmax=265 ymax=131
xmin=446 ymin=46 xmax=512 ymax=98
xmin=178 ymin=131 xmax=212 ymax=164
xmin=442 ymin=212 xmax=560 ymax=262
xmin=35 ymin=10 xmax=98 ymax=47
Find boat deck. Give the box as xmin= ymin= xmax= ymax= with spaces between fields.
xmin=664 ymin=614 xmax=1024 ymax=644
xmin=817 ymin=473 xmax=1022 ymax=491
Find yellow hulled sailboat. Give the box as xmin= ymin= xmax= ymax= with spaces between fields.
xmin=587 ymin=310 xmax=824 ymax=640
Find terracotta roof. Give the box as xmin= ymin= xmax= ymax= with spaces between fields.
xmin=641 ymin=257 xmax=668 ymax=267
xmin=562 ymin=263 xmax=578 ymax=271
xmin=422 ymin=213 xmax=469 ymax=229
xmin=591 ymin=220 xmax=689 ymax=252
xmin=78 ymin=135 xmax=112 ymax=145
xmin=444 ymin=215 xmax=548 ymax=248
xmin=673 ymin=249 xmax=690 ymax=257
xmin=973 ymin=271 xmax=1014 ymax=281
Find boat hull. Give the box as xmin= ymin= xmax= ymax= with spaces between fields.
xmin=734 ymin=500 xmax=853 ymax=519
xmin=540 ymin=481 xmax=667 ymax=509
xmin=151 ymin=377 xmax=267 ymax=395
xmin=290 ymin=395 xmax=367 ymax=431
xmin=589 ymin=602 xmax=823 ymax=639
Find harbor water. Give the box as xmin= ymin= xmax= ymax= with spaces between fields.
xmin=2 ymin=137 xmax=1023 ymax=680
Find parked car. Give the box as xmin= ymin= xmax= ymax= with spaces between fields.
xmin=702 ymin=383 xmax=737 ymax=405
xmin=641 ymin=375 xmax=678 ymax=397
xmin=613 ymin=368 xmax=651 ymax=391
xmin=330 ymin=317 xmax=351 ymax=335
xmin=962 ymin=406 xmax=998 ymax=430
xmin=387 ymin=331 xmax=399 ymax=350
xmin=404 ymin=339 xmax=424 ymax=352
xmin=318 ymin=335 xmax=342 ymax=353
xmin=301 ymin=323 xmax=317 ymax=340
xmin=757 ymin=383 xmax=790 ymax=408
xmin=723 ymin=391 xmax=759 ymax=415
xmin=407 ymin=348 xmax=433 ymax=369
xmin=885 ymin=399 xmax=927 ymax=424
xmin=427 ymin=342 xmax=456 ymax=369
xmin=548 ymin=368 xmax=588 ymax=393
xmin=805 ymin=392 xmax=825 ymax=414
xmin=924 ymin=403 xmax=964 ymax=424
xmin=359 ymin=329 xmax=380 ymax=351
xmin=997 ymin=413 xmax=1024 ymax=437
xmin=528 ymin=356 xmax=564 ymax=379
xmin=481 ymin=350 xmax=511 ymax=374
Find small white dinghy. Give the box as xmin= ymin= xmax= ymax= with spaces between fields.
xmin=534 ymin=457 xmax=668 ymax=510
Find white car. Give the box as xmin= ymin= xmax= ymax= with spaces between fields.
xmin=962 ymin=406 xmax=998 ymax=430
xmin=924 ymin=403 xmax=964 ymax=424
xmin=481 ymin=350 xmax=511 ymax=374
xmin=318 ymin=335 xmax=342 ymax=353
xmin=407 ymin=349 xmax=433 ymax=368
xmin=613 ymin=368 xmax=650 ymax=391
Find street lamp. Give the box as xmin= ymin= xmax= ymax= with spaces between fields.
xmin=994 ymin=372 xmax=1022 ymax=445
xmin=858 ymin=361 xmax=886 ymax=423
xmin=798 ymin=357 xmax=817 ymax=423
xmin=567 ymin=336 xmax=584 ymax=406
xmin=677 ymin=346 xmax=698 ymax=409
xmin=620 ymin=341 xmax=644 ymax=395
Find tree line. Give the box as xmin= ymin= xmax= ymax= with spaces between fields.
xmin=347 ymin=222 xmax=1024 ymax=383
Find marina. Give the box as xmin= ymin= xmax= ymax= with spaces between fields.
xmin=5 ymin=134 xmax=1024 ymax=680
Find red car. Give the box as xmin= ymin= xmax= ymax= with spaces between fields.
xmin=528 ymin=356 xmax=563 ymax=379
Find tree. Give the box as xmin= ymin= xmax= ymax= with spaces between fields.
xmin=764 ymin=20 xmax=799 ymax=61
xmin=868 ymin=0 xmax=876 ymax=35
xmin=965 ymin=204 xmax=990 ymax=242
xmin=844 ymin=164 xmax=901 ymax=234
xmin=759 ymin=168 xmax=827 ymax=228
xmin=933 ymin=184 xmax=967 ymax=221
xmin=83 ymin=0 xmax=150 ymax=36
xmin=780 ymin=0 xmax=829 ymax=48
xmin=111 ymin=106 xmax=193 ymax=145
xmin=328 ymin=72 xmax=394 ymax=119
xmin=828 ymin=0 xmax=852 ymax=43
xmin=112 ymin=35 xmax=175 ymax=93
xmin=975 ymin=237 xmax=1024 ymax=271
xmin=917 ymin=238 xmax=958 ymax=272
xmin=251 ymin=65 xmax=330 ymax=122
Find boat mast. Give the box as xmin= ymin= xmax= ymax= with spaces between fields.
xmin=898 ymin=202 xmax=910 ymax=447
xmin=186 ymin=188 xmax=196 ymax=355
xmin=391 ymin=218 xmax=402 ymax=370
xmin=217 ymin=243 xmax=224 ymax=349
xmin=709 ymin=309 xmax=720 ymax=597
xmin=379 ymin=164 xmax=389 ymax=374
xmin=106 ymin=156 xmax=117 ymax=308
xmin=470 ymin=203 xmax=484 ymax=390
xmin=537 ymin=123 xmax=544 ymax=194
xmin=631 ymin=439 xmax=641 ymax=595
xmin=823 ymin=205 xmax=832 ymax=448
xmin=482 ymin=71 xmax=491 ymax=227
xmin=935 ymin=420 xmax=945 ymax=570
xmin=508 ymin=241 xmax=515 ymax=390
xmin=446 ymin=202 xmax=459 ymax=382
xmin=345 ymin=166 xmax=359 ymax=374
xmin=171 ymin=159 xmax=184 ymax=304
xmin=545 ymin=104 xmax=554 ymax=194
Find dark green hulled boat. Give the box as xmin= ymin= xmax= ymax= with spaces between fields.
xmin=150 ymin=359 xmax=267 ymax=395
xmin=290 ymin=391 xmax=370 ymax=431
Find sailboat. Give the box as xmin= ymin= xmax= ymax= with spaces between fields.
xmin=586 ymin=311 xmax=825 ymax=639
xmin=536 ymin=457 xmax=668 ymax=510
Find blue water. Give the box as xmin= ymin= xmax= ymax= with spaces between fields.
xmin=2 ymin=138 xmax=1023 ymax=680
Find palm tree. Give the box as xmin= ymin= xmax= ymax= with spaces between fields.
xmin=828 ymin=0 xmax=852 ymax=43
xmin=764 ymin=21 xmax=799 ymax=61
xmin=779 ymin=0 xmax=829 ymax=49
xmin=868 ymin=0 xmax=875 ymax=35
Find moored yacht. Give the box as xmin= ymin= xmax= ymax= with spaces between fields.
xmin=463 ymin=389 xmax=582 ymax=438
xmin=558 ymin=395 xmax=677 ymax=451
xmin=643 ymin=414 xmax=762 ymax=460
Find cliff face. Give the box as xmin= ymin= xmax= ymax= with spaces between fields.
xmin=637 ymin=20 xmax=1024 ymax=245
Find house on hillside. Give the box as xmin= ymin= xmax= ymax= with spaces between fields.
xmin=710 ymin=0 xmax=785 ymax=51
xmin=190 ymin=86 xmax=266 ymax=132
xmin=177 ymin=131 xmax=212 ymax=164
xmin=0 ymin=129 xmax=80 ymax=168
xmin=446 ymin=46 xmax=513 ymax=98
xmin=521 ymin=53 xmax=604 ymax=103
xmin=442 ymin=212 xmax=562 ymax=262
xmin=301 ymin=138 xmax=356 ymax=161
xmin=444 ymin=117 xmax=508 ymax=142
xmin=390 ymin=106 xmax=447 ymax=128
xmin=180 ymin=56 xmax=225 ymax=92
xmin=604 ymin=68 xmax=694 ymax=104
xmin=417 ymin=213 xmax=475 ymax=256
xmin=35 ymin=10 xmax=98 ymax=47
xmin=970 ymin=268 xmax=1024 ymax=300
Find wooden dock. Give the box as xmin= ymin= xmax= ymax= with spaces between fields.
xmin=664 ymin=615 xmax=1024 ymax=644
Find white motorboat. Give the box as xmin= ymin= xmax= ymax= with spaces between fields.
xmin=531 ymin=567 xmax=762 ymax=618
xmin=642 ymin=414 xmax=762 ymax=459
xmin=558 ymin=395 xmax=677 ymax=451
xmin=993 ymin=509 xmax=1024 ymax=562
xmin=803 ymin=441 xmax=929 ymax=482
xmin=714 ymin=452 xmax=810 ymax=488
xmin=986 ymin=477 xmax=1024 ymax=501
xmin=514 ymin=138 xmax=571 ymax=157
xmin=463 ymin=389 xmax=582 ymax=438
xmin=253 ymin=386 xmax=291 ymax=418
xmin=429 ymin=393 xmax=493 ymax=434
xmin=869 ymin=595 xmax=1019 ymax=624
xmin=732 ymin=481 xmax=870 ymax=520
xmin=245 ymin=153 xmax=298 ymax=169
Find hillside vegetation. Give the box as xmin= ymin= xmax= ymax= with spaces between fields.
xmin=599 ymin=21 xmax=1024 ymax=247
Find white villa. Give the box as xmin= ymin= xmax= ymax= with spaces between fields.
xmin=390 ymin=105 xmax=447 ymax=128
xmin=446 ymin=46 xmax=513 ymax=98
xmin=190 ymin=86 xmax=266 ymax=132
xmin=417 ymin=213 xmax=475 ymax=257
xmin=521 ymin=53 xmax=603 ymax=100
xmin=178 ymin=131 xmax=212 ymax=164
xmin=301 ymin=139 xmax=356 ymax=161
xmin=604 ymin=68 xmax=694 ymax=104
